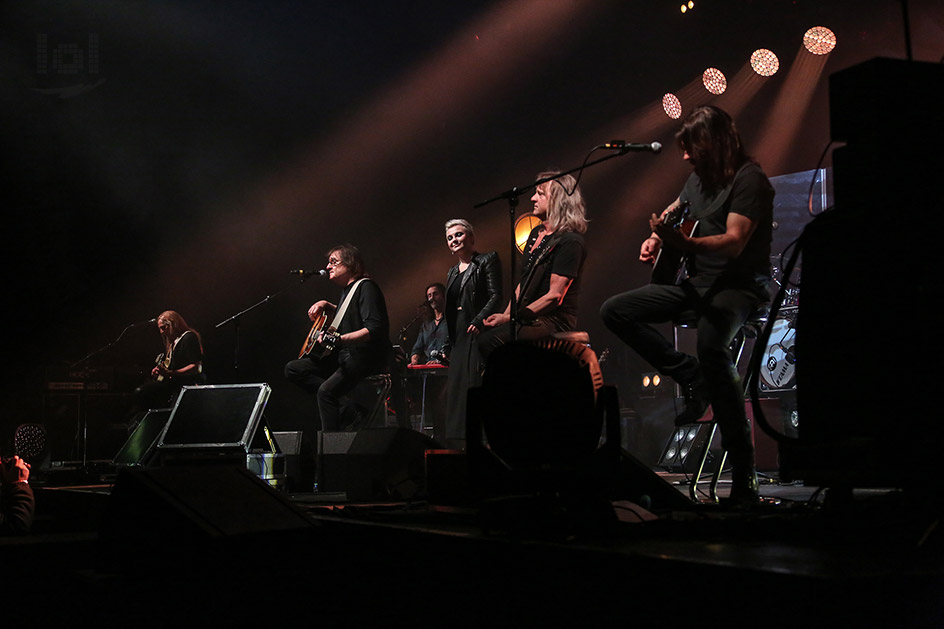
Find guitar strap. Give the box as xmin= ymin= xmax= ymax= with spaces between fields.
xmin=327 ymin=278 xmax=368 ymax=332
xmin=518 ymin=232 xmax=563 ymax=314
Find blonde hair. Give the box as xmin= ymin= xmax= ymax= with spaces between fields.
xmin=536 ymin=171 xmax=588 ymax=234
xmin=157 ymin=310 xmax=203 ymax=354
xmin=444 ymin=218 xmax=474 ymax=237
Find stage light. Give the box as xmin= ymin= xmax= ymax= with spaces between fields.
xmin=803 ymin=26 xmax=836 ymax=55
xmin=750 ymin=49 xmax=780 ymax=77
xmin=514 ymin=213 xmax=542 ymax=253
xmin=640 ymin=371 xmax=665 ymax=397
xmin=680 ymin=1 xmax=694 ymax=13
xmin=702 ymin=67 xmax=727 ymax=95
xmin=662 ymin=93 xmax=682 ymax=119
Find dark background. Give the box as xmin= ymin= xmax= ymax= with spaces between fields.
xmin=2 ymin=0 xmax=940 ymax=447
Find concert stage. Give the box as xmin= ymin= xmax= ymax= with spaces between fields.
xmin=11 ymin=463 xmax=942 ymax=626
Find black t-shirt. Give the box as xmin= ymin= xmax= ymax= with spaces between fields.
xmin=680 ymin=162 xmax=774 ymax=288
xmin=168 ymin=330 xmax=206 ymax=384
xmin=519 ymin=227 xmax=586 ymax=325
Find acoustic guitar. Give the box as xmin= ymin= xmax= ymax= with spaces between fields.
xmin=650 ymin=201 xmax=697 ymax=285
xmin=298 ymin=310 xmax=341 ymax=359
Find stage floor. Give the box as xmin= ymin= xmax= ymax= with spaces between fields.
xmin=10 ymin=463 xmax=943 ymax=626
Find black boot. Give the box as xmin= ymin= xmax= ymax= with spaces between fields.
xmin=674 ymin=375 xmax=710 ymax=426
xmin=726 ymin=451 xmax=760 ymax=507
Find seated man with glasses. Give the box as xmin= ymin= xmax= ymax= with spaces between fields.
xmin=284 ymin=243 xmax=391 ymax=432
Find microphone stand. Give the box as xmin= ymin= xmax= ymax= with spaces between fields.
xmin=474 ymin=147 xmax=642 ymax=341
xmin=67 ymin=318 xmax=155 ymax=473
xmin=215 ymin=272 xmax=322 ymax=375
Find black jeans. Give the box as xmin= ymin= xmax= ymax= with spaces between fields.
xmin=284 ymin=352 xmax=377 ymax=431
xmin=600 ymin=279 xmax=767 ymax=468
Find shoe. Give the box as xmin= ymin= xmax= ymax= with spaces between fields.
xmin=725 ymin=468 xmax=760 ymax=507
xmin=674 ymin=377 xmax=710 ymax=426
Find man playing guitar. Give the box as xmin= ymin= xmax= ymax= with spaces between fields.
xmin=284 ymin=243 xmax=391 ymax=432
xmin=600 ymin=105 xmax=774 ymax=505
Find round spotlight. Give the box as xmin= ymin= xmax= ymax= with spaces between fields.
xmin=666 ymin=446 xmax=678 ymax=458
xmin=642 ymin=375 xmax=652 ymax=388
xmin=514 ymin=213 xmax=542 ymax=253
xmin=750 ymin=49 xmax=780 ymax=76
xmin=686 ymin=428 xmax=697 ymax=442
xmin=662 ymin=93 xmax=682 ymax=119
xmin=675 ymin=429 xmax=685 ymax=442
xmin=803 ymin=26 xmax=837 ymax=55
xmin=652 ymin=374 xmax=661 ymax=387
xmin=702 ymin=67 xmax=727 ymax=95
xmin=680 ymin=446 xmax=690 ymax=458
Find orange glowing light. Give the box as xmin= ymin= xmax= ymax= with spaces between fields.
xmin=702 ymin=67 xmax=727 ymax=95
xmin=803 ymin=26 xmax=837 ymax=55
xmin=662 ymin=93 xmax=682 ymax=119
xmin=750 ymin=49 xmax=780 ymax=76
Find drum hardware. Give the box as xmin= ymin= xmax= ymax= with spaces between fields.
xmin=759 ymin=309 xmax=798 ymax=392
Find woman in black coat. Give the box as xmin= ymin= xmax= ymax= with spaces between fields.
xmin=443 ymin=219 xmax=502 ymax=447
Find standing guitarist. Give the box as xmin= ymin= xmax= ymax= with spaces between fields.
xmin=284 ymin=243 xmax=391 ymax=431
xmin=600 ymin=105 xmax=774 ymax=505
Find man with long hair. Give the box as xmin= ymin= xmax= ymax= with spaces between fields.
xmin=601 ymin=105 xmax=774 ymax=505
xmin=285 ymin=243 xmax=391 ymax=432
xmin=133 ymin=310 xmax=205 ymax=410
xmin=478 ymin=170 xmax=588 ymax=354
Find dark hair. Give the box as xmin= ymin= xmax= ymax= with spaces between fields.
xmin=425 ymin=282 xmax=446 ymax=295
xmin=326 ymin=243 xmax=365 ymax=278
xmin=675 ymin=105 xmax=748 ymax=192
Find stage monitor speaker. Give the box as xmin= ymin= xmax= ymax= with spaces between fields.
xmin=99 ymin=466 xmax=316 ymax=575
xmin=155 ymin=383 xmax=271 ymax=465
xmin=612 ymin=448 xmax=694 ymax=512
xmin=113 ymin=408 xmax=171 ymax=468
xmin=318 ymin=428 xmax=438 ymax=501
xmin=100 ymin=466 xmax=315 ymax=556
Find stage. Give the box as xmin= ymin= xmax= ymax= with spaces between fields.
xmin=10 ymin=463 xmax=943 ymax=626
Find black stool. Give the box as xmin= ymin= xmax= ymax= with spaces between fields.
xmin=362 ymin=374 xmax=392 ymax=428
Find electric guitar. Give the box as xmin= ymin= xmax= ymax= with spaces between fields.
xmin=298 ymin=310 xmax=341 ymax=359
xmin=650 ymin=201 xmax=697 ymax=285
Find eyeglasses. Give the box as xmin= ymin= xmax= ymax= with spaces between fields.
xmin=326 ymin=257 xmax=343 ymax=267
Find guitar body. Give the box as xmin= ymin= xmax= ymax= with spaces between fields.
xmin=154 ymin=353 xmax=170 ymax=382
xmin=298 ymin=311 xmax=339 ymax=359
xmin=650 ymin=202 xmax=698 ymax=285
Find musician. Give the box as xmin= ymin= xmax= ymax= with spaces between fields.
xmin=600 ymin=105 xmax=774 ymax=505
xmin=133 ymin=310 xmax=205 ymax=410
xmin=284 ymin=244 xmax=391 ymax=431
xmin=443 ymin=219 xmax=502 ymax=447
xmin=478 ymin=171 xmax=588 ymax=356
xmin=410 ymin=283 xmax=449 ymax=365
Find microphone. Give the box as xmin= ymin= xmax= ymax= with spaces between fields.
xmin=603 ymin=141 xmax=662 ymax=153
xmin=290 ymin=269 xmax=327 ymax=277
